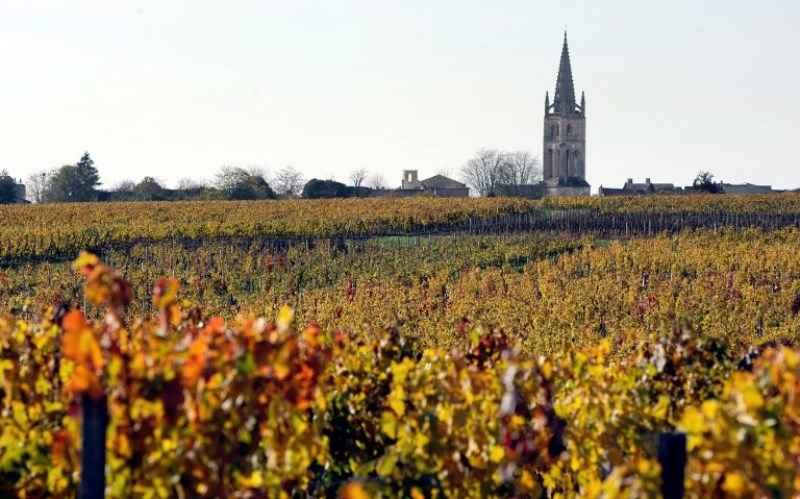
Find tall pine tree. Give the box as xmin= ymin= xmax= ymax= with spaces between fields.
xmin=75 ymin=152 xmax=100 ymax=200
xmin=43 ymin=152 xmax=102 ymax=202
xmin=0 ymin=170 xmax=20 ymax=204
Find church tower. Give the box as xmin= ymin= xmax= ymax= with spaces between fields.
xmin=543 ymin=32 xmax=589 ymax=195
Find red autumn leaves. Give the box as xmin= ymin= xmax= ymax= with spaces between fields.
xmin=181 ymin=316 xmax=225 ymax=388
xmin=61 ymin=252 xmax=129 ymax=399
xmin=62 ymin=252 xmax=328 ymax=415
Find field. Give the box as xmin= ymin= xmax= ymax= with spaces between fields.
xmin=2 ymin=196 xmax=800 ymax=497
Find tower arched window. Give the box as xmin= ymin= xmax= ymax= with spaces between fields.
xmin=551 ymin=125 xmax=558 ymax=138
xmin=567 ymin=124 xmax=573 ymax=136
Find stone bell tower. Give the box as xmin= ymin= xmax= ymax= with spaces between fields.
xmin=543 ymin=32 xmax=590 ymax=196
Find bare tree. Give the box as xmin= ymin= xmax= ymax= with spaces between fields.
xmin=368 ymin=172 xmax=387 ymax=190
xmin=111 ymin=180 xmax=136 ymax=192
xmin=214 ymin=166 xmax=276 ymax=199
xmin=272 ymin=166 xmax=305 ymax=197
xmin=245 ymin=165 xmax=269 ymax=179
xmin=500 ymin=151 xmax=541 ymax=185
xmin=460 ymin=149 xmax=506 ymax=196
xmin=215 ymin=166 xmax=249 ymax=191
xmin=693 ymin=171 xmax=722 ymax=194
xmin=25 ymin=171 xmax=50 ymax=203
xmin=349 ymin=168 xmax=369 ymax=188
xmin=177 ymin=177 xmax=204 ymax=190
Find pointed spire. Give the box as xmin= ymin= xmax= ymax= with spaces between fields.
xmin=545 ymin=91 xmax=550 ymax=114
xmin=553 ymin=31 xmax=577 ymax=115
xmin=580 ymin=91 xmax=586 ymax=114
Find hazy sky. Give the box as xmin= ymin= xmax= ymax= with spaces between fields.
xmin=2 ymin=0 xmax=799 ymax=192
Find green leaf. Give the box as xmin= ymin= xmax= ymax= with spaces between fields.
xmin=381 ymin=411 xmax=398 ymax=438
xmin=376 ymin=453 xmax=398 ymax=477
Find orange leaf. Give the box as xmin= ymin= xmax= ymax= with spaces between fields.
xmin=62 ymin=310 xmax=104 ymax=370
xmin=66 ymin=364 xmax=103 ymax=397
xmin=340 ymin=482 xmax=370 ymax=499
xmin=62 ymin=309 xmax=88 ymax=337
xmin=302 ymin=323 xmax=322 ymax=348
xmin=204 ymin=316 xmax=225 ymax=335
xmin=169 ymin=306 xmax=182 ymax=327
xmin=182 ymin=334 xmax=211 ymax=387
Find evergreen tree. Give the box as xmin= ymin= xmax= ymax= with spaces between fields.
xmin=43 ymin=152 xmax=102 ymax=202
xmin=0 ymin=170 xmax=19 ymax=204
xmin=75 ymin=152 xmax=101 ymax=200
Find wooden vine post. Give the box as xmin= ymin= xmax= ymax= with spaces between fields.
xmin=80 ymin=395 xmax=108 ymax=499
xmin=658 ymin=432 xmax=687 ymax=499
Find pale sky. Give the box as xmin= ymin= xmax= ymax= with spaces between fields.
xmin=2 ymin=0 xmax=799 ymax=192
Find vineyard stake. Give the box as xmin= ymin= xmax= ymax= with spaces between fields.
xmin=658 ymin=432 xmax=686 ymax=499
xmin=80 ymin=395 xmax=108 ymax=499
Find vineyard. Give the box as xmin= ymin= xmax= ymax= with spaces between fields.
xmin=4 ymin=194 xmax=800 ymax=264
xmin=2 ymin=197 xmax=800 ymax=497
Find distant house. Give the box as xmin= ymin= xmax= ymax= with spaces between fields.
xmin=721 ymin=183 xmax=775 ymax=195
xmin=598 ymin=179 xmax=779 ymax=197
xmin=400 ymin=170 xmax=424 ymax=190
xmin=599 ymin=178 xmax=680 ymax=197
xmin=14 ymin=182 xmax=26 ymax=203
xmin=681 ymin=182 xmax=778 ymax=195
xmin=386 ymin=170 xmax=469 ymax=197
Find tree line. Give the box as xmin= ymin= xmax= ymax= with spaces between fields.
xmin=2 ymin=149 xmax=544 ymax=204
xmin=0 ymin=152 xmax=397 ymax=204
xmin=14 ymin=154 xmax=309 ymax=203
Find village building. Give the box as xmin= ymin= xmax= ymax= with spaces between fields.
xmin=599 ymin=179 xmax=780 ymax=197
xmin=720 ymin=183 xmax=775 ymax=195
xmin=371 ymin=170 xmax=469 ymax=198
xmin=399 ymin=170 xmax=469 ymax=197
xmin=599 ymin=178 xmax=680 ymax=197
